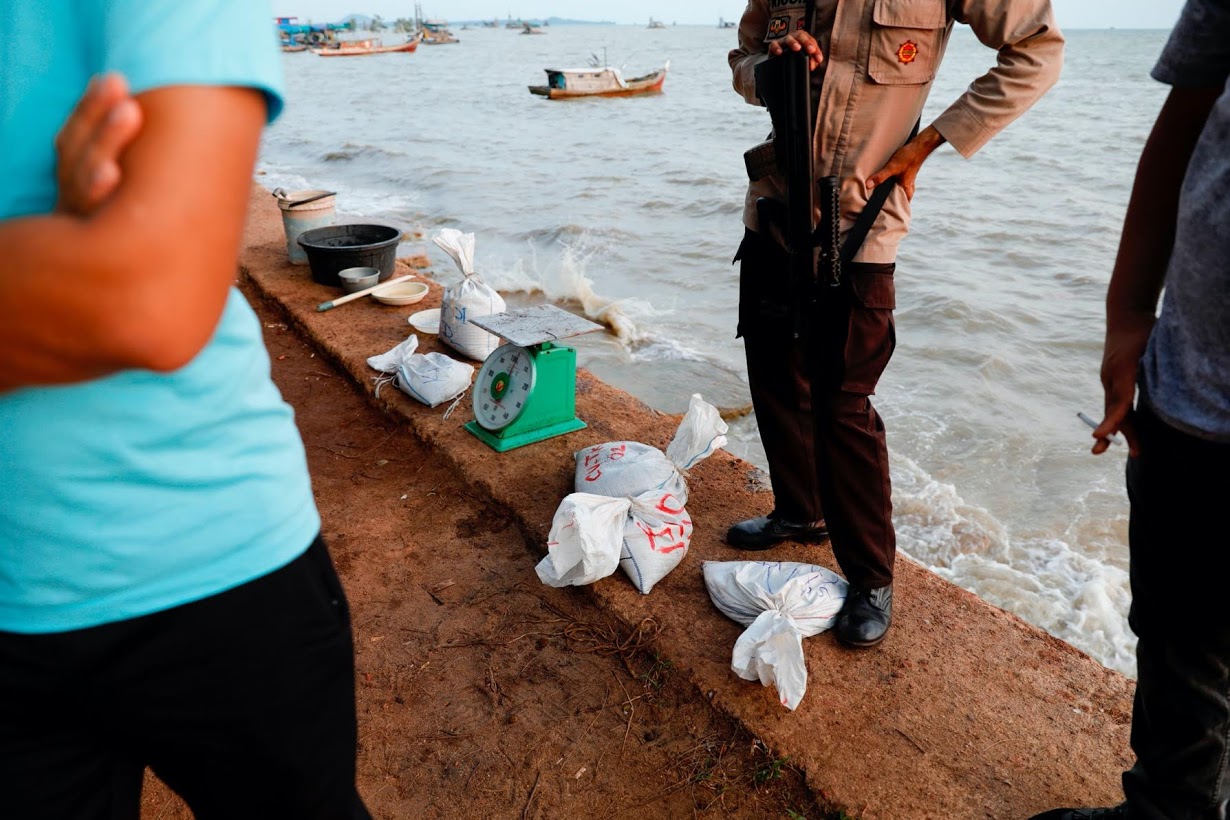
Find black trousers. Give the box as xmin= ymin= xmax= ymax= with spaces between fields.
xmin=0 ymin=536 xmax=371 ymax=820
xmin=737 ymin=229 xmax=898 ymax=589
xmin=1122 ymin=403 xmax=1230 ymax=819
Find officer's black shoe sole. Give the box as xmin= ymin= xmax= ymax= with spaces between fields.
xmin=835 ymin=628 xmax=890 ymax=648
xmin=725 ymin=515 xmax=829 ymax=551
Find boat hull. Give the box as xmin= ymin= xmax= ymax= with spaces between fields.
xmin=528 ymin=68 xmax=667 ymax=99
xmin=312 ymin=40 xmax=419 ymax=56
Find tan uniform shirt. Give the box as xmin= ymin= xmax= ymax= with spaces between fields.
xmin=730 ymin=0 xmax=1064 ymax=263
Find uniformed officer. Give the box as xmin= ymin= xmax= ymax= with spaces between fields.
xmin=726 ymin=0 xmax=1064 ymax=646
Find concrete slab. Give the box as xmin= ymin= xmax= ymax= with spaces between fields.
xmin=242 ymin=186 xmax=1134 ymax=819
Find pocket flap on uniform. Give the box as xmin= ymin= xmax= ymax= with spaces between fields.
xmin=872 ymin=0 xmax=947 ymax=29
xmin=849 ymin=268 xmax=897 ymax=310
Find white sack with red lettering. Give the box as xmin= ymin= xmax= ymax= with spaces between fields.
xmin=574 ymin=394 xmax=728 ymax=505
xmin=702 ymin=561 xmax=848 ymax=711
xmin=536 ymin=490 xmax=692 ymax=595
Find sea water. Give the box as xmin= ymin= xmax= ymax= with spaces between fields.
xmin=260 ymin=25 xmax=1173 ymax=678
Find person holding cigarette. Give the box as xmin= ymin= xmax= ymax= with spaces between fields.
xmin=1033 ymin=0 xmax=1230 ymax=817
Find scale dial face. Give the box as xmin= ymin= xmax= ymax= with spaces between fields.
xmin=473 ymin=344 xmax=537 ymax=432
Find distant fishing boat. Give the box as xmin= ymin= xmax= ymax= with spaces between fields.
xmin=520 ymin=22 xmax=545 ymax=35
xmin=312 ymin=36 xmax=420 ymax=56
xmin=648 ymin=17 xmax=666 ymax=29
xmin=529 ymin=60 xmax=670 ymax=99
xmin=414 ymin=4 xmax=460 ymax=44
xmin=419 ymin=22 xmax=459 ymax=44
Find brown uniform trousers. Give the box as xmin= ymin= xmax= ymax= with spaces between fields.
xmin=737 ymin=228 xmax=897 ymax=590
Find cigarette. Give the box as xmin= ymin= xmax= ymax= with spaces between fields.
xmin=1078 ymin=412 xmax=1124 ymax=446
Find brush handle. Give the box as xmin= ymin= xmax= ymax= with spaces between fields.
xmin=317 ymin=274 xmax=414 ymax=312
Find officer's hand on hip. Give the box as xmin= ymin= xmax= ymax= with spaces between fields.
xmin=767 ymin=31 xmax=824 ymax=72
xmin=867 ymin=126 xmax=947 ymax=201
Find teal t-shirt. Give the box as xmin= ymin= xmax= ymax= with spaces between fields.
xmin=0 ymin=1 xmax=320 ymax=633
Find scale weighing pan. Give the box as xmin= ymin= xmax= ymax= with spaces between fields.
xmin=465 ymin=305 xmax=602 ymax=453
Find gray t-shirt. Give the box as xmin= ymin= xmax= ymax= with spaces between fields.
xmin=1140 ymin=0 xmax=1230 ymax=442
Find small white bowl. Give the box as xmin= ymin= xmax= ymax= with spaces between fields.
xmin=372 ymin=281 xmax=429 ymax=306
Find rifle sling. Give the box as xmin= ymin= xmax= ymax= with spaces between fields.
xmin=838 ymin=117 xmax=921 ymax=264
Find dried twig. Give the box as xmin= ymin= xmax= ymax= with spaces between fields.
xmin=522 ymin=770 xmax=541 ymax=820
xmin=611 ymin=670 xmax=636 ymax=751
xmin=563 ymin=617 xmax=662 ymax=670
xmin=896 ymin=726 xmax=927 ymax=754
xmin=308 ymin=444 xmax=362 ymax=460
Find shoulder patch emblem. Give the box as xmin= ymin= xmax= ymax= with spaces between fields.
xmin=768 ymin=15 xmax=789 ymax=37
xmin=897 ymin=40 xmax=919 ymax=64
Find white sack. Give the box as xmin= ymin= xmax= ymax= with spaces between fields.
xmin=575 ymin=394 xmax=728 ymax=505
xmin=367 ymin=334 xmax=419 ymax=373
xmin=702 ymin=561 xmax=848 ymax=711
xmin=618 ymin=489 xmax=692 ymax=594
xmin=536 ymin=490 xmax=692 ymax=594
xmin=434 ymin=229 xmax=506 ymax=361
xmin=396 ymin=353 xmax=474 ymax=408
xmin=535 ymin=494 xmax=629 ymax=587
xmin=368 ymin=333 xmax=474 ymax=408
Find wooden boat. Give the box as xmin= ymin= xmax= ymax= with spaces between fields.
xmin=528 ymin=61 xmax=669 ymax=99
xmin=281 ymin=43 xmax=309 ymax=52
xmin=648 ymin=18 xmax=666 ymax=29
xmin=312 ymin=37 xmax=419 ymax=56
xmin=415 ymin=5 xmax=460 ymax=44
xmin=519 ymin=23 xmax=545 ymax=35
xmin=419 ymin=22 xmax=460 ymax=45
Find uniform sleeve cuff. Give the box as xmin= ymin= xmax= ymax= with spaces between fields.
xmin=736 ymin=54 xmax=771 ymax=106
xmin=932 ymin=105 xmax=994 ymax=159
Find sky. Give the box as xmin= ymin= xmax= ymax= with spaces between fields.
xmin=280 ymin=0 xmax=1187 ymax=29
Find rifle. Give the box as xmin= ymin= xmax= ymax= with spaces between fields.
xmin=748 ymin=49 xmax=840 ymax=340
xmin=745 ymin=51 xmax=913 ymax=342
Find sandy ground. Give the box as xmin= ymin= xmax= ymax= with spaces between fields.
xmin=139 ymin=278 xmax=821 ymax=819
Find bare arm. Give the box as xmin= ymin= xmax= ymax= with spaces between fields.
xmin=0 ymin=85 xmax=266 ymax=392
xmin=1091 ymin=85 xmax=1222 ymax=455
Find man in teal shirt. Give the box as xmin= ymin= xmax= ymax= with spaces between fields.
xmin=0 ymin=2 xmax=369 ymax=816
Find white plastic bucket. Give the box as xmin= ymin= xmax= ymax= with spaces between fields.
xmin=275 ymin=189 xmax=336 ymax=265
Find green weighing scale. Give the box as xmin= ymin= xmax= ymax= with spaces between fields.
xmin=465 ymin=304 xmax=603 ymax=452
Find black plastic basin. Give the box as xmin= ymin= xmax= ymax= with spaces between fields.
xmin=297 ymin=223 xmax=401 ymax=288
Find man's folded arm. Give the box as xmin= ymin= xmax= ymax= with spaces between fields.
xmin=0 ymin=85 xmax=267 ymax=392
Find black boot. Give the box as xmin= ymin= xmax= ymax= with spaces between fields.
xmin=725 ymin=515 xmax=828 ymax=551
xmin=836 ymin=584 xmax=893 ymax=647
xmin=1028 ymin=808 xmax=1125 ymax=820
